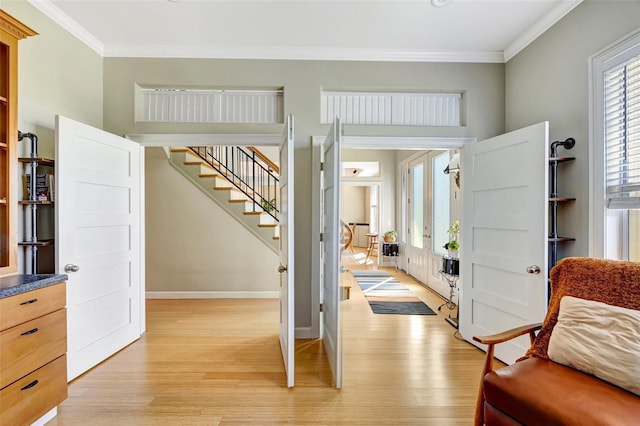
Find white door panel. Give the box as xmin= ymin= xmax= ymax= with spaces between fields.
xmin=279 ymin=114 xmax=295 ymax=388
xmin=322 ymin=118 xmax=342 ymax=388
xmin=56 ymin=115 xmax=142 ymax=381
xmin=460 ymin=122 xmax=549 ymax=365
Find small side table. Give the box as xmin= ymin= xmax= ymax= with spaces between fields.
xmin=381 ymin=242 xmax=399 ymax=269
xmin=438 ymin=256 xmax=460 ymax=329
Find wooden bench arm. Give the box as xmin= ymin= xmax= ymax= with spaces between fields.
xmin=472 ymin=323 xmax=543 ymax=346
xmin=473 ymin=322 xmax=543 ymax=426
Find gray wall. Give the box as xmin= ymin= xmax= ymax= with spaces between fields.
xmin=145 ymin=148 xmax=279 ymax=294
xmin=4 ymin=1 xmax=103 ymax=155
xmin=102 ymin=58 xmax=504 ymax=331
xmin=3 ymin=0 xmax=103 ymax=273
xmin=505 ymin=0 xmax=640 ymax=259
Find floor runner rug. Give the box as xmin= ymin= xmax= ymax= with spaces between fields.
xmin=351 ymin=270 xmax=436 ymax=315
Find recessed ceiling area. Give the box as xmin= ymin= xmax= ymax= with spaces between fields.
xmin=28 ymin=0 xmax=583 ymax=62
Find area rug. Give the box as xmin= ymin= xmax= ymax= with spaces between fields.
xmin=351 ymin=270 xmax=436 ymax=315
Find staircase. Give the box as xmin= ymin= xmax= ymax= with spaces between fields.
xmin=169 ymin=146 xmax=279 ymax=253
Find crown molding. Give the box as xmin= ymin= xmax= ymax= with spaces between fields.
xmin=103 ymin=44 xmax=504 ymax=63
xmin=26 ymin=0 xmax=104 ymax=55
xmin=504 ymin=0 xmax=583 ymax=62
xmin=29 ymin=0 xmax=580 ymax=64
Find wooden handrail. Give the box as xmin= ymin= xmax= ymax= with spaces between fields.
xmin=248 ymin=146 xmax=279 ymax=174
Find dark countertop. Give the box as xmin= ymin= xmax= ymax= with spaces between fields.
xmin=0 ymin=274 xmax=68 ymax=298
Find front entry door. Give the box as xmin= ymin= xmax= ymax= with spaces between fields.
xmin=278 ymin=114 xmax=295 ymax=388
xmin=406 ymin=156 xmax=428 ymax=284
xmin=56 ymin=115 xmax=143 ymax=381
xmin=460 ymin=122 xmax=549 ymax=365
xmin=425 ymin=150 xmax=452 ymax=298
xmin=322 ymin=117 xmax=342 ymax=388
xmin=406 ymin=152 xmax=450 ymax=297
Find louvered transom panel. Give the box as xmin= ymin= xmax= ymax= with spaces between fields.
xmin=321 ymin=91 xmax=461 ymax=126
xmin=138 ymin=88 xmax=284 ymax=124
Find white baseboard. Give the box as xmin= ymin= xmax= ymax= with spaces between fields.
xmin=32 ymin=408 xmax=57 ymax=426
xmin=295 ymin=327 xmax=317 ymax=339
xmin=146 ymin=291 xmax=279 ymax=299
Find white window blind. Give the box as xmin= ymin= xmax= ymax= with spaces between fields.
xmin=605 ymin=57 xmax=640 ymax=209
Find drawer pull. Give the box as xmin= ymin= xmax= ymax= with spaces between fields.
xmin=20 ymin=327 xmax=39 ymax=336
xmin=19 ymin=298 xmax=38 ymax=305
xmin=20 ymin=380 xmax=39 ymax=391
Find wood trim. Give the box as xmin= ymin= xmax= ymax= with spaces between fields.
xmin=0 ymin=11 xmax=38 ymax=40
xmin=248 ymin=146 xmax=279 ymax=174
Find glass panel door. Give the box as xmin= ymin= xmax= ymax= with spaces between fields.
xmin=411 ymin=163 xmax=424 ymax=249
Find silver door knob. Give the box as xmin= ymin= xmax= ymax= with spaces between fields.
xmin=276 ymin=264 xmax=287 ymax=274
xmin=526 ymin=265 xmax=541 ymax=274
xmin=64 ymin=264 xmax=80 ymax=273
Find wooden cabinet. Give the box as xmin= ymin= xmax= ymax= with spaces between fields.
xmin=0 ymin=11 xmax=37 ymax=276
xmin=0 ymin=282 xmax=67 ymax=424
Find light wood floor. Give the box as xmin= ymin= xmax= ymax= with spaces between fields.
xmin=49 ymin=249 xmax=489 ymax=425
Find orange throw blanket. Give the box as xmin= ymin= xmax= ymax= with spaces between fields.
xmin=524 ymin=257 xmax=640 ymax=360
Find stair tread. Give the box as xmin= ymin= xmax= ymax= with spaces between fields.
xmin=171 ymin=150 xmax=279 ymax=251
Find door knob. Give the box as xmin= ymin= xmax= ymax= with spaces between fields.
xmin=64 ymin=264 xmax=80 ymax=273
xmin=526 ymin=265 xmax=541 ymax=274
xmin=276 ymin=264 xmax=287 ymax=274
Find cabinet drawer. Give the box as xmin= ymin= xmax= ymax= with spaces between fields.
xmin=0 ymin=354 xmax=67 ymax=426
xmin=0 ymin=308 xmax=66 ymax=389
xmin=0 ymin=283 xmax=66 ymax=330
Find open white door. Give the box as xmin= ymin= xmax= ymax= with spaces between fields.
xmin=460 ymin=122 xmax=549 ymax=365
xmin=56 ymin=115 xmax=143 ymax=381
xmin=322 ymin=117 xmax=342 ymax=388
xmin=278 ymin=114 xmax=295 ymax=388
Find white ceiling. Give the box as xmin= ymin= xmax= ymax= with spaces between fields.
xmin=29 ymin=0 xmax=582 ymax=62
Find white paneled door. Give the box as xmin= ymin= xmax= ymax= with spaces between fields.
xmin=278 ymin=114 xmax=295 ymax=388
xmin=322 ymin=117 xmax=342 ymax=388
xmin=56 ymin=115 xmax=143 ymax=381
xmin=460 ymin=122 xmax=549 ymax=365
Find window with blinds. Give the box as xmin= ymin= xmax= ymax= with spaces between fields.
xmin=605 ymin=56 xmax=640 ymax=209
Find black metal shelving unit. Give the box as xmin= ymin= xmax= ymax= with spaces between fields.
xmin=17 ymin=131 xmax=55 ymax=273
xmin=549 ymin=138 xmax=576 ymax=272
